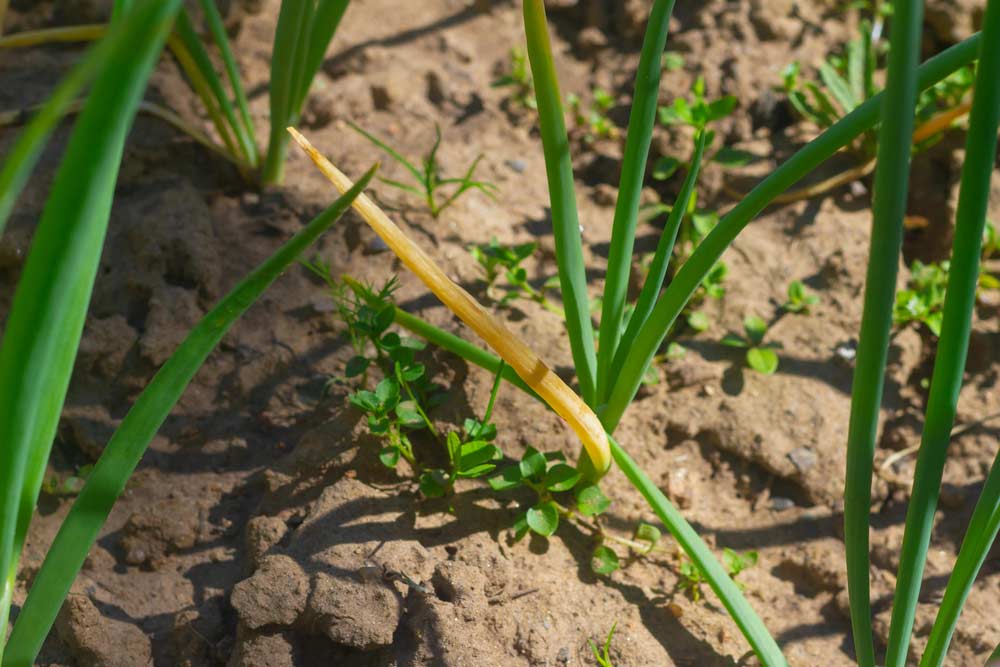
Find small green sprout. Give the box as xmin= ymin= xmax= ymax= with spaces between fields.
xmin=568 ymin=88 xmax=618 ymax=142
xmin=469 ymin=238 xmax=562 ymax=314
xmin=589 ymin=621 xmax=619 ymax=667
xmin=40 ymin=465 xmax=93 ymax=497
xmin=662 ymin=51 xmax=685 ymax=71
xmin=350 ymin=122 xmax=498 ymax=218
xmin=678 ymin=548 xmax=758 ymax=602
xmin=783 ymin=280 xmax=820 ymax=314
xmin=721 ymin=315 xmax=780 ymax=375
xmin=893 ymin=260 xmax=949 ymax=336
xmin=492 ymin=47 xmax=537 ymax=110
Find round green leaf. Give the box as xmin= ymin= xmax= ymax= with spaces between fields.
xmin=591 ymin=545 xmax=620 ymax=575
xmin=687 ymin=311 xmax=710 ymax=332
xmin=575 ymin=484 xmax=611 ymax=517
xmin=526 ymin=502 xmax=559 ymax=537
xmin=345 ymin=355 xmax=370 ymax=378
xmin=542 ymin=463 xmax=581 ymax=492
xmin=378 ymin=446 xmax=400 ymax=468
xmin=519 ymin=445 xmax=547 ymax=480
xmin=488 ymin=466 xmax=523 ymax=491
xmin=746 ymin=347 xmax=779 ymax=375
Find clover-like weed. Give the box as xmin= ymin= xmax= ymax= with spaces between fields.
xmin=492 ymin=47 xmax=537 ymax=110
xmin=783 ymin=279 xmax=820 ymax=314
xmin=470 ymin=238 xmax=562 ymax=314
xmin=721 ymin=315 xmax=780 ymax=375
xmin=679 ymin=548 xmax=758 ymax=602
xmin=568 ymin=87 xmax=618 ymax=142
xmin=350 ymin=122 xmax=498 ymax=218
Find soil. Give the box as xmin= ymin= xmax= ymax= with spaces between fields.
xmin=2 ymin=0 xmax=999 ymax=666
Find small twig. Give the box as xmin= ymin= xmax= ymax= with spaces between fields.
xmin=0 ymin=23 xmax=106 ymax=49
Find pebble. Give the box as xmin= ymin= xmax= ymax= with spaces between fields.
xmin=770 ymin=496 xmax=795 ymax=511
xmin=365 ymin=236 xmax=390 ymax=254
xmin=505 ymin=159 xmax=527 ymax=174
xmin=788 ymin=446 xmax=817 ymax=473
xmin=835 ymin=342 xmax=857 ymax=363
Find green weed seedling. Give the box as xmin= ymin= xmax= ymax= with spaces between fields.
xmin=893 ymin=260 xmax=949 ymax=336
xmin=782 ymin=16 xmax=975 ymax=158
xmin=783 ymin=279 xmax=820 ymax=314
xmin=470 ymin=238 xmax=562 ymax=314
xmin=350 ymin=122 xmax=498 ymax=218
xmin=493 ymin=47 xmax=537 ymax=110
xmin=679 ymin=548 xmax=758 ymax=602
xmin=654 ymin=76 xmax=753 ymax=180
xmin=568 ymin=88 xmax=618 ymax=142
xmin=590 ymin=621 xmax=619 ymax=667
xmin=662 ymin=51 xmax=685 ymax=72
xmin=721 ymin=315 xmax=780 ymax=375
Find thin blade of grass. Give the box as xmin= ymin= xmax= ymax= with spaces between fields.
xmin=595 ymin=0 xmax=676 ymax=404
xmin=293 ymin=0 xmax=350 ymax=113
xmin=820 ymin=61 xmax=858 ymax=113
xmin=1 ymin=168 xmax=375 ymax=667
xmin=886 ymin=1 xmax=1000 ymax=663
xmin=601 ymin=32 xmax=982 ymax=433
xmin=920 ymin=453 xmax=1000 ymax=667
xmin=262 ymin=0 xmax=311 ymax=184
xmin=348 ymin=121 xmax=425 ymax=183
xmin=522 ymin=0 xmax=597 ymax=405
xmin=846 ymin=1 xmax=926 ymax=663
xmin=173 ymin=9 xmax=254 ymax=164
xmin=197 ymin=0 xmax=258 ymax=166
xmin=0 ymin=1 xmax=182 ymax=657
xmin=610 ymin=131 xmax=706 ymax=379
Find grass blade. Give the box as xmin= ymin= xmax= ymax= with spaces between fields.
xmin=348 ymin=120 xmax=425 ymax=184
xmin=610 ymin=131 xmax=706 ymax=380
xmin=262 ymin=0 xmax=312 ymax=184
xmin=601 ymin=31 xmax=982 ymax=433
xmin=1 ymin=167 xmax=375 ymax=666
xmin=885 ymin=2 xmax=1000 ymax=663
xmin=820 ymin=61 xmax=858 ymax=113
xmin=594 ymin=0 xmax=676 ymax=402
xmin=522 ymin=0 xmax=597 ymax=405
xmin=173 ymin=9 xmax=254 ymax=164
xmin=0 ymin=0 xmax=182 ymax=656
xmin=920 ymin=453 xmax=1000 ymax=667
xmin=197 ymin=0 xmax=258 ymax=166
xmin=845 ymin=1 xmax=926 ymax=663
xmin=293 ymin=0 xmax=350 ymax=113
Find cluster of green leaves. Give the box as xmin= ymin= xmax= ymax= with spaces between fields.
xmin=654 ymin=76 xmax=753 ymax=180
xmin=782 ymin=15 xmax=975 ymax=157
xmin=492 ymin=47 xmax=537 ymax=111
xmin=893 ymin=259 xmax=950 ymax=335
xmin=568 ymin=88 xmax=617 ymax=142
xmin=678 ymin=548 xmax=758 ymax=602
xmin=350 ymin=122 xmax=498 ymax=218
xmin=783 ymin=279 xmax=820 ymax=314
xmin=489 ymin=445 xmax=609 ymax=537
xmin=721 ymin=315 xmax=780 ymax=375
xmin=469 ymin=238 xmax=561 ymax=312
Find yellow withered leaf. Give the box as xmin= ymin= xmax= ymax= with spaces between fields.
xmin=288 ymin=127 xmax=611 ymax=477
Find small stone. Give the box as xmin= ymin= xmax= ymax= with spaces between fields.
xmin=365 ymin=236 xmax=389 ymax=254
xmin=556 ymin=646 xmax=570 ymax=664
xmin=835 ymin=343 xmax=857 ymax=364
xmin=505 ymin=159 xmax=527 ymax=173
xmin=770 ymin=496 xmax=795 ymax=511
xmin=788 ymin=447 xmax=818 ymax=474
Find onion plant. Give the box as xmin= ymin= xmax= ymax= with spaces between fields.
xmin=0 ymin=1 xmax=372 ymax=662
xmin=291 ymin=0 xmax=1000 ymax=664
xmin=0 ymin=0 xmax=352 ymax=186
